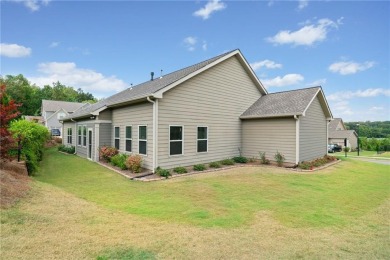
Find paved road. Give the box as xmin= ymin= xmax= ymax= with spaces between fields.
xmin=350 ymin=157 xmax=390 ymax=165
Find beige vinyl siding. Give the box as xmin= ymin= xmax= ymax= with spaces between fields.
xmin=241 ymin=118 xmax=296 ymax=163
xmin=99 ymin=123 xmax=112 ymax=147
xmin=157 ymin=56 xmax=262 ymax=169
xmin=299 ymin=96 xmax=327 ymax=162
xmin=62 ymin=122 xmax=76 ymax=147
xmin=111 ymin=102 xmax=153 ymax=170
xmin=98 ymin=109 xmax=112 ymax=120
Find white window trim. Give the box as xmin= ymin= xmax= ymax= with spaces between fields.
xmin=67 ymin=127 xmax=72 ymax=145
xmin=197 ymin=126 xmax=208 ymax=153
xmin=138 ymin=125 xmax=147 ymax=156
xmin=82 ymin=125 xmax=87 ymax=148
xmin=169 ymin=125 xmax=184 ymax=156
xmin=114 ymin=126 xmax=120 ymax=150
xmin=77 ymin=125 xmax=82 ymax=147
xmin=125 ymin=125 xmax=132 ymax=153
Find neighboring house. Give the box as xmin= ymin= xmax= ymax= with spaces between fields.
xmin=328 ymin=118 xmax=358 ymax=150
xmin=41 ymin=100 xmax=87 ymax=137
xmin=24 ymin=116 xmax=44 ymax=125
xmin=62 ymin=49 xmax=333 ymax=171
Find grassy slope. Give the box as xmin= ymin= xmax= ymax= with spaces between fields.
xmin=2 ymin=148 xmax=389 ymax=259
xmin=34 ymin=148 xmax=389 ymax=228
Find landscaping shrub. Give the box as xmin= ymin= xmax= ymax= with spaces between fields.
xmin=298 ymin=161 xmax=312 ymax=170
xmin=99 ymin=146 xmax=119 ymax=162
xmin=125 ymin=154 xmax=143 ymax=173
xmin=156 ymin=167 xmax=171 ymax=178
xmin=9 ymin=120 xmax=50 ymax=175
xmin=53 ymin=137 xmax=62 ymax=144
xmin=209 ymin=161 xmax=221 ymax=168
xmin=233 ymin=156 xmax=248 ymax=163
xmin=220 ymin=158 xmax=235 ymax=165
xmin=274 ymin=151 xmax=285 ymax=167
xmin=58 ymin=144 xmax=75 ymax=154
xmin=110 ymin=154 xmax=129 ymax=170
xmin=193 ymin=164 xmax=206 ymax=171
xmin=298 ymin=155 xmax=338 ymax=170
xmin=259 ymin=152 xmax=270 ymax=164
xmin=173 ymin=166 xmax=187 ymax=174
xmin=248 ymin=157 xmax=257 ymax=163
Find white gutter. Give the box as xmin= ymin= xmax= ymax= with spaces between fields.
xmin=294 ymin=115 xmax=300 ymax=165
xmin=147 ymin=96 xmax=158 ymax=173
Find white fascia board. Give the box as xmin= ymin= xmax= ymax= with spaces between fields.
xmin=302 ymin=88 xmax=333 ymax=119
xmin=240 ymin=113 xmax=301 ymax=119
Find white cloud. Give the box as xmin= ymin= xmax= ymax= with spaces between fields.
xmin=306 ymin=78 xmax=326 ymax=87
xmin=298 ymin=0 xmax=308 ymax=10
xmin=369 ymin=106 xmax=383 ymax=112
xmin=328 ymin=61 xmax=375 ymax=75
xmin=267 ymin=18 xmax=340 ymax=46
xmin=202 ymin=41 xmax=208 ymax=51
xmin=0 ymin=43 xmax=31 ymax=58
xmin=193 ymin=0 xmax=226 ymax=20
xmin=261 ymin=73 xmax=304 ymax=88
xmin=250 ymin=59 xmax=282 ymax=71
xmin=327 ymin=88 xmax=390 ymax=102
xmin=183 ymin=36 xmax=197 ymax=51
xmin=10 ymin=0 xmax=50 ymax=12
xmin=49 ymin=41 xmax=60 ymax=48
xmin=28 ymin=62 xmax=128 ymax=98
xmin=331 ymin=101 xmax=354 ymax=116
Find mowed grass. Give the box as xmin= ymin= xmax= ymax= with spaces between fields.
xmin=2 ymin=148 xmax=389 ymax=259
xmin=334 ymin=150 xmax=390 ymax=158
xmin=33 ymin=148 xmax=389 ymax=228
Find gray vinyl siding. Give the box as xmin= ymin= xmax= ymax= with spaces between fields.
xmin=99 ymin=123 xmax=112 ymax=147
xmin=111 ymin=102 xmax=153 ymax=170
xmin=98 ymin=109 xmax=112 ymax=120
xmin=62 ymin=122 xmax=76 ymax=147
xmin=75 ymin=122 xmax=95 ymax=159
xmin=157 ymin=56 xmax=262 ymax=169
xmin=299 ymin=96 xmax=327 ymax=162
xmin=241 ymin=118 xmax=296 ymax=163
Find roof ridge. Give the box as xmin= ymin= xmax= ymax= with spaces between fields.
xmin=267 ymin=86 xmax=321 ymax=95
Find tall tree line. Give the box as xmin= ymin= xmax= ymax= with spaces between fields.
xmin=0 ymin=74 xmax=97 ymax=116
xmin=345 ymin=121 xmax=390 ymax=138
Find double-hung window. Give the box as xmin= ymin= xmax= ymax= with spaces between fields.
xmin=67 ymin=128 xmax=72 ymax=144
xmin=114 ymin=126 xmax=120 ymax=150
xmin=197 ymin=126 xmax=208 ymax=153
xmin=78 ymin=126 xmax=82 ymax=146
xmin=170 ymin=126 xmax=183 ymax=156
xmin=125 ymin=126 xmax=132 ymax=152
xmin=139 ymin=126 xmax=147 ymax=155
xmin=83 ymin=126 xmax=87 ymax=147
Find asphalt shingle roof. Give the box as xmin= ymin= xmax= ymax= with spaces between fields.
xmin=329 ymin=129 xmax=356 ymax=139
xmin=240 ymin=86 xmax=321 ymax=118
xmin=42 ymin=100 xmax=86 ymax=113
xmin=328 ymin=118 xmax=344 ymax=131
xmin=65 ymin=49 xmax=238 ymax=120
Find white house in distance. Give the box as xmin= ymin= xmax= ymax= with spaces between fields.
xmin=61 ymin=49 xmax=333 ymax=171
xmin=328 ymin=118 xmax=358 ymax=150
xmin=41 ymin=100 xmax=86 ymax=137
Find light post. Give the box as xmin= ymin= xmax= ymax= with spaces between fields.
xmin=357 ymin=123 xmax=360 ymax=156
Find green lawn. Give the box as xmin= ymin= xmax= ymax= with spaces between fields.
xmin=34 ymin=148 xmax=389 ymax=228
xmin=334 ymin=150 xmax=390 ymax=158
xmin=2 ymin=148 xmax=389 ymax=259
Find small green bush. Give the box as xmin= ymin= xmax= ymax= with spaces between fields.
xmin=173 ymin=166 xmax=187 ymax=174
xmin=233 ymin=156 xmax=248 ymax=163
xmin=193 ymin=164 xmax=206 ymax=171
xmin=298 ymin=161 xmax=312 ymax=170
xmin=274 ymin=151 xmax=285 ymax=167
xmin=259 ymin=152 xmax=270 ymax=165
xmin=209 ymin=161 xmax=221 ymax=168
xmin=58 ymin=144 xmax=75 ymax=154
xmin=220 ymin=159 xmax=235 ymax=165
xmin=156 ymin=167 xmax=171 ymax=178
xmin=125 ymin=154 xmax=143 ymax=173
xmin=110 ymin=154 xmax=129 ymax=170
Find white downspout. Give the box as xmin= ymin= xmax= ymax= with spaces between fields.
xmin=147 ymin=96 xmax=158 ymax=173
xmin=294 ymin=115 xmax=300 ymax=165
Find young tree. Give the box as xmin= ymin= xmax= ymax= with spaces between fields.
xmin=0 ymin=84 xmax=21 ymax=160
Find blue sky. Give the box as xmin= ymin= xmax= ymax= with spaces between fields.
xmin=1 ymin=0 xmax=389 ymax=122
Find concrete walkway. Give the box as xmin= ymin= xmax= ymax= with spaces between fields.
xmin=347 ymin=156 xmax=390 ymax=165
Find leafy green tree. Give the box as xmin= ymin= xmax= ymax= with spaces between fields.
xmin=9 ymin=120 xmax=49 ymax=175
